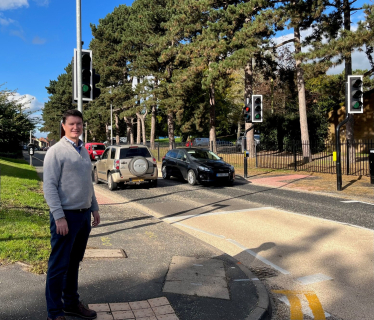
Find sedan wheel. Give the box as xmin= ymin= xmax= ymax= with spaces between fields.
xmin=187 ymin=170 xmax=198 ymax=186
xmin=93 ymin=168 xmax=100 ymax=184
xmin=108 ymin=173 xmax=117 ymax=191
xmin=162 ymin=166 xmax=170 ymax=179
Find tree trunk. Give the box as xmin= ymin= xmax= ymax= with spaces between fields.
xmin=150 ymin=77 xmax=158 ymax=150
xmin=115 ymin=113 xmax=119 ymax=145
xmin=137 ymin=110 xmax=148 ymax=146
xmin=244 ymin=60 xmax=255 ymax=157
xmin=85 ymin=122 xmax=88 ymax=144
xmin=167 ymin=113 xmax=175 ymax=150
xmin=237 ymin=121 xmax=241 ymax=140
xmin=151 ymin=105 xmax=156 ymax=149
xmin=124 ymin=116 xmax=134 ymax=144
xmin=209 ymin=82 xmax=217 ymax=153
xmin=136 ymin=114 xmax=141 ymax=144
xmin=89 ymin=129 xmax=95 ymax=142
xmin=344 ymin=0 xmax=355 ymax=165
xmin=294 ymin=24 xmax=311 ymax=163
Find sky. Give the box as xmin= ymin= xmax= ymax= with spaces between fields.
xmin=0 ymin=0 xmax=371 ymax=139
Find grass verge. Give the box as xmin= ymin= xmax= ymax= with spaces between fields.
xmin=0 ymin=157 xmax=50 ymax=274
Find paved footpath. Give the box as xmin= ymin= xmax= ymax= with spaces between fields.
xmin=0 ymin=179 xmax=271 ymax=320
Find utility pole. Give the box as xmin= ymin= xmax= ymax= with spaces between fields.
xmin=76 ymin=0 xmax=83 ymax=141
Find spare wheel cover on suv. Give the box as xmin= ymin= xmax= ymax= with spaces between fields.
xmin=129 ymin=156 xmax=149 ymax=176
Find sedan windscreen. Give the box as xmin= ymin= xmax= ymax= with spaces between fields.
xmin=187 ymin=150 xmax=220 ymax=160
xmin=120 ymin=148 xmax=151 ymax=158
xmin=92 ymin=145 xmax=105 ymax=150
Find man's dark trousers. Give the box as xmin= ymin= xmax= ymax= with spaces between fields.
xmin=46 ymin=209 xmax=91 ymax=319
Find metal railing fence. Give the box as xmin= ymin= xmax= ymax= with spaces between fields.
xmin=256 ymin=139 xmax=373 ymax=176
xmin=147 ymin=139 xmax=372 ymax=177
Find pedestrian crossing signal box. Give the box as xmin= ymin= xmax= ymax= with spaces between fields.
xmin=27 ymin=144 xmax=35 ymax=155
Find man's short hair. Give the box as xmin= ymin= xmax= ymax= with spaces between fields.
xmin=62 ymin=109 xmax=83 ymax=124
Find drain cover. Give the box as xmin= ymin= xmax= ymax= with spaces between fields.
xmin=84 ymin=249 xmax=127 ymax=258
xmin=249 ymin=266 xmax=279 ymax=279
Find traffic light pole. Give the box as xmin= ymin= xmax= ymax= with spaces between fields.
xmin=336 ymin=112 xmax=350 ymax=191
xmin=76 ymin=0 xmax=83 ymax=141
xmin=243 ymin=125 xmax=255 ymax=178
xmin=336 ymin=82 xmax=351 ymax=191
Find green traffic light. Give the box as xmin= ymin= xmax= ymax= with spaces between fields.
xmin=353 ymin=101 xmax=362 ymax=109
xmin=82 ymin=84 xmax=90 ymax=93
xmin=255 ymin=114 xmax=261 ymax=119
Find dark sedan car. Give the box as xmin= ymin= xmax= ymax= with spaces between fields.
xmin=162 ymin=148 xmax=235 ymax=186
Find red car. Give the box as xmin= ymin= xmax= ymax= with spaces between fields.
xmin=85 ymin=142 xmax=106 ymax=160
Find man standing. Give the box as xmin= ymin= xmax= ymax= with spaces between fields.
xmin=43 ymin=109 xmax=100 ymax=320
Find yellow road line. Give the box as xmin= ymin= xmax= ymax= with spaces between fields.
xmin=272 ymin=290 xmax=325 ymax=320
xmin=304 ymin=292 xmax=326 ymax=320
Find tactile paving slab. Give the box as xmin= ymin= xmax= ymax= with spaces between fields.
xmin=88 ymin=297 xmax=179 ymax=320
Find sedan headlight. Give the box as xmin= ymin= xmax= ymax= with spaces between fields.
xmin=230 ymin=165 xmax=235 ymax=171
xmin=93 ymin=151 xmax=97 ymax=155
xmin=198 ymin=165 xmax=210 ymax=172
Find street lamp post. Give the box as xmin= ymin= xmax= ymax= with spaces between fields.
xmin=76 ymin=0 xmax=83 ymax=142
xmin=110 ymin=88 xmax=113 ymax=145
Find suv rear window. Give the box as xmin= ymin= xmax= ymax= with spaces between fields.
xmin=120 ymin=147 xmax=151 ymax=159
xmin=92 ymin=144 xmax=105 ymax=150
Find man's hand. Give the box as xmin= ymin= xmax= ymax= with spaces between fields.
xmin=55 ymin=217 xmax=69 ymax=236
xmin=92 ymin=211 xmax=100 ymax=227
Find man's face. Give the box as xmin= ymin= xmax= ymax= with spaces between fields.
xmin=62 ymin=116 xmax=83 ymax=141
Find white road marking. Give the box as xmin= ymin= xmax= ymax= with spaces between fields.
xmin=234 ymin=279 xmax=251 ymax=282
xmin=296 ymin=273 xmax=333 ymax=285
xmin=226 ymin=239 xmax=291 ymax=275
xmin=176 ymin=223 xmax=291 ymax=275
xmin=164 ymin=207 xmax=273 ymax=223
xmin=177 ymin=223 xmax=226 ymax=239
xmin=341 ymin=200 xmax=374 ymax=206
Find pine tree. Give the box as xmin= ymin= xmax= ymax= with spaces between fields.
xmin=301 ymin=1 xmax=373 ymax=163
xmin=90 ymin=4 xmax=137 ymax=144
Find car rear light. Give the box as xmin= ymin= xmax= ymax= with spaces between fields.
xmin=114 ymin=159 xmax=120 ymax=170
xmin=162 ymin=156 xmax=165 ymax=160
xmin=129 ymin=146 xmax=138 ymax=149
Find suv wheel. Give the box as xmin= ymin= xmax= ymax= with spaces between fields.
xmin=149 ymin=179 xmax=158 ymax=188
xmin=162 ymin=166 xmax=170 ymax=179
xmin=129 ymin=156 xmax=149 ymax=176
xmin=108 ymin=173 xmax=117 ymax=191
xmin=187 ymin=170 xmax=198 ymax=186
xmin=93 ymin=168 xmax=100 ymax=184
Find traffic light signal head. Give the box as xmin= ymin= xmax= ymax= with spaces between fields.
xmin=73 ymin=49 xmax=94 ymax=101
xmin=81 ymin=51 xmax=92 ymax=100
xmin=348 ymin=75 xmax=363 ymax=114
xmin=243 ymin=97 xmax=251 ymax=123
xmin=252 ymin=95 xmax=263 ymax=122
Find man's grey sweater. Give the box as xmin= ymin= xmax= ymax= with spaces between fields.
xmin=43 ymin=138 xmax=99 ymax=220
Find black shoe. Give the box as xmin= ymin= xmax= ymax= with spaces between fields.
xmin=63 ymin=301 xmax=97 ymax=319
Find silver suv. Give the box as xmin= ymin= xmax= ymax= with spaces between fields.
xmin=93 ymin=145 xmax=158 ymax=190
